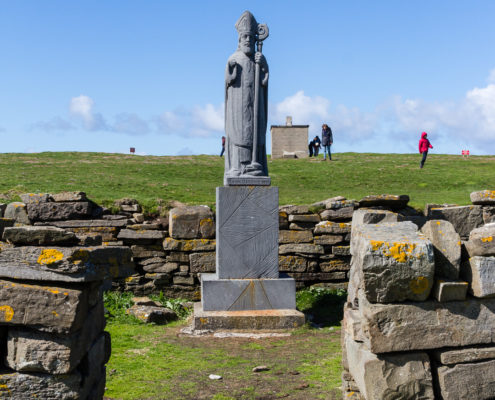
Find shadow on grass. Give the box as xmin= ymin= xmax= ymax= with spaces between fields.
xmin=296 ymin=288 xmax=347 ymax=327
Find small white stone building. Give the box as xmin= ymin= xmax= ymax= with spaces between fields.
xmin=270 ymin=116 xmax=309 ymax=159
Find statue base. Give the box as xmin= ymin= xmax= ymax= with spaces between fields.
xmin=224 ymin=176 xmax=271 ymax=186
xmin=193 ymin=303 xmax=305 ymax=331
xmin=201 ymin=273 xmax=297 ymax=311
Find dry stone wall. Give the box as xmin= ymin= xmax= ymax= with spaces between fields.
xmin=1 ymin=190 xmax=494 ymax=304
xmin=342 ymin=190 xmax=495 ymax=400
xmin=0 ymin=224 xmax=133 ymax=398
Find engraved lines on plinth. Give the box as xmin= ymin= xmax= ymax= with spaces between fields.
xmin=227 ymin=280 xmax=274 ymax=311
xmin=219 ymin=187 xmax=278 ymax=278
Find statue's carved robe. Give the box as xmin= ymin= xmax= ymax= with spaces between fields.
xmin=224 ymin=50 xmax=269 ymax=177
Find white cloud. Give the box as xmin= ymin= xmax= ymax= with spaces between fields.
xmin=113 ymin=112 xmax=149 ymax=135
xmin=31 ymin=116 xmax=74 ymax=132
xmin=156 ymin=104 xmax=224 ymax=138
xmin=271 ymin=90 xmax=329 ymax=126
xmin=69 ymin=95 xmax=107 ymax=130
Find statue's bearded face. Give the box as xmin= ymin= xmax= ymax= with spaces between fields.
xmin=238 ymin=33 xmax=255 ymax=55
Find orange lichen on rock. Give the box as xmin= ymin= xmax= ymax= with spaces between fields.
xmin=370 ymin=240 xmax=417 ymax=263
xmin=0 ymin=305 xmax=14 ymax=322
xmin=481 ymin=236 xmax=493 ymax=243
xmin=37 ymin=249 xmax=64 ymax=265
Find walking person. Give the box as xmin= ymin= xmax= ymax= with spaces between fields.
xmin=321 ymin=124 xmax=333 ymax=161
xmin=418 ymin=132 xmax=433 ymax=168
xmin=313 ymin=136 xmax=321 ymax=157
xmin=220 ymin=136 xmax=226 ymax=156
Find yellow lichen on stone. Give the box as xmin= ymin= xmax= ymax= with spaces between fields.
xmin=409 ymin=276 xmax=429 ymax=294
xmin=200 ymin=218 xmax=213 ymax=227
xmin=37 ymin=249 xmax=64 ymax=265
xmin=481 ymin=236 xmax=493 ymax=243
xmin=370 ymin=240 xmax=385 ymax=251
xmin=125 ymin=276 xmax=135 ymax=283
xmin=371 ymin=240 xmax=416 ymax=262
xmin=386 ymin=242 xmax=416 ymax=263
xmin=52 ymin=311 xmax=59 ymax=317
xmin=436 ymin=221 xmax=441 ymax=225
xmin=0 ymin=305 xmax=14 ymax=322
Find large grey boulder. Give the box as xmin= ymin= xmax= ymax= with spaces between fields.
xmin=0 ymin=371 xmax=81 ymax=399
xmin=26 ymin=201 xmax=93 ymax=222
xmin=344 ymin=334 xmax=434 ymax=400
xmin=437 ymin=359 xmax=495 ymax=400
xmin=461 ymin=256 xmax=495 ymax=298
xmin=420 ymin=220 xmax=461 ymax=279
xmin=3 ymin=226 xmax=77 ymax=246
xmin=429 ymin=205 xmax=483 ymax=238
xmin=0 ymin=246 xmax=134 ymax=282
xmin=357 ymin=290 xmax=495 ymax=353
xmin=465 ymin=223 xmax=495 ymax=256
xmin=6 ymin=301 xmax=104 ymax=374
xmin=470 ymin=190 xmax=495 ymax=205
xmin=351 ymin=222 xmax=435 ymax=303
xmin=169 ymin=205 xmax=214 ymax=239
xmin=4 ymin=202 xmax=30 ymax=225
xmin=0 ymin=278 xmax=90 ymax=333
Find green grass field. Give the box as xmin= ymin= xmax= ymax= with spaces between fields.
xmin=104 ymin=288 xmax=347 ymax=400
xmin=0 ymin=152 xmax=493 ymax=211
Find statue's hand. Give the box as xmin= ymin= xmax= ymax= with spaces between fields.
xmin=254 ymin=52 xmax=262 ymax=64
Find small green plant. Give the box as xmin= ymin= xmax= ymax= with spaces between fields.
xmin=296 ymin=287 xmax=347 ymax=327
xmin=148 ymin=292 xmax=192 ymax=319
xmin=103 ymin=291 xmax=141 ymax=324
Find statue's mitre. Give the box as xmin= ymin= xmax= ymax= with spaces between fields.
xmin=235 ymin=11 xmax=258 ymax=35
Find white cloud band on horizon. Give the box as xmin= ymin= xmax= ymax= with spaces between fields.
xmin=29 ymin=69 xmax=495 ymax=154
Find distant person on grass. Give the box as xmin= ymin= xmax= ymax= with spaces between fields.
xmin=220 ymin=136 xmax=225 ymax=157
xmin=313 ymin=136 xmax=321 ymax=157
xmin=321 ymin=124 xmax=333 ymax=161
xmin=418 ymin=132 xmax=433 ymax=169
xmin=308 ymin=138 xmax=315 ymax=157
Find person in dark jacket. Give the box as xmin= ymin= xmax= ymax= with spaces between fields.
xmin=321 ymin=124 xmax=333 ymax=161
xmin=418 ymin=132 xmax=433 ymax=168
xmin=220 ymin=136 xmax=226 ymax=156
xmin=308 ymin=138 xmax=315 ymax=157
xmin=313 ymin=136 xmax=321 ymax=157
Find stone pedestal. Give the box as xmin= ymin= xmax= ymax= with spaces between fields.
xmin=198 ymin=186 xmax=304 ymax=329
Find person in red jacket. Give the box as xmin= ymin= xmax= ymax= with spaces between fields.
xmin=418 ymin=132 xmax=433 ymax=168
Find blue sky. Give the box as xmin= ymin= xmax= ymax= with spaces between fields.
xmin=2 ymin=1 xmax=495 ymax=155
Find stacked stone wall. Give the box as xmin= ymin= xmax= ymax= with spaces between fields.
xmin=2 ymin=190 xmax=495 ymax=304
xmin=341 ymin=190 xmax=495 ymax=399
xmin=0 ymin=198 xmax=133 ymax=397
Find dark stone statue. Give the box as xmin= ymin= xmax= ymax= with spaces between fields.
xmin=224 ymin=11 xmax=269 ymax=185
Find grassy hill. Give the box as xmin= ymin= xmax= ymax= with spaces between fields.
xmin=0 ymin=151 xmax=493 ymax=212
